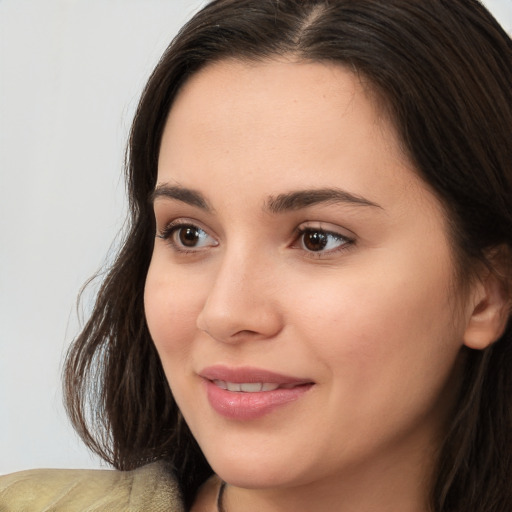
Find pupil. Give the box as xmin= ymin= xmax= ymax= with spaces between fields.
xmin=179 ymin=227 xmax=200 ymax=247
xmin=304 ymin=231 xmax=327 ymax=251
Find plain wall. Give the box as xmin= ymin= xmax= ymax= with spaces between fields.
xmin=1 ymin=0 xmax=511 ymax=474
xmin=0 ymin=0 xmax=207 ymax=473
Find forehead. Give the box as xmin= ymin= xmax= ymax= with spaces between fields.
xmin=158 ymin=58 xmax=429 ymax=208
xmin=168 ymin=58 xmax=387 ymax=141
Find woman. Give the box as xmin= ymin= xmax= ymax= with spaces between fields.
xmin=1 ymin=0 xmax=511 ymax=511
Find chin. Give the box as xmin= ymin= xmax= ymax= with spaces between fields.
xmin=215 ymin=465 xmax=298 ymax=490
xmin=202 ymin=444 xmax=314 ymax=490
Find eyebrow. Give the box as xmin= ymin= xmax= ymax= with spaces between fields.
xmin=150 ymin=184 xmax=382 ymax=213
xmin=265 ymin=188 xmax=382 ymax=213
xmin=151 ymin=184 xmax=211 ymax=211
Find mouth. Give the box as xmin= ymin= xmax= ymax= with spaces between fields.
xmin=199 ymin=366 xmax=315 ymax=420
xmin=212 ymin=380 xmax=305 ymax=392
xmin=199 ymin=365 xmax=312 ymax=386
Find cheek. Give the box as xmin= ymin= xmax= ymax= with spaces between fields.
xmin=287 ymin=267 xmax=463 ymax=455
xmin=286 ymin=248 xmax=462 ymax=391
xmin=144 ymin=260 xmax=204 ymax=366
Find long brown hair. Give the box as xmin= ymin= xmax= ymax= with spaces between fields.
xmin=64 ymin=1 xmax=512 ymax=509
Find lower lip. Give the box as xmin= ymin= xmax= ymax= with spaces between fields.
xmin=205 ymin=380 xmax=313 ymax=420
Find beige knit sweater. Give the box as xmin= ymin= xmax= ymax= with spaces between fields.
xmin=0 ymin=461 xmax=184 ymax=511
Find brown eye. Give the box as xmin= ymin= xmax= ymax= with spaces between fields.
xmin=302 ymin=230 xmax=328 ymax=251
xmin=298 ymin=228 xmax=350 ymax=253
xmin=177 ymin=226 xmax=201 ymax=247
xmin=171 ymin=224 xmax=217 ymax=249
xmin=157 ymin=222 xmax=218 ymax=252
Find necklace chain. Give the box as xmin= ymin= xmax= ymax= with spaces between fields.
xmin=217 ymin=481 xmax=227 ymax=512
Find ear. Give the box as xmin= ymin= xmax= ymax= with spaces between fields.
xmin=463 ymin=268 xmax=510 ymax=350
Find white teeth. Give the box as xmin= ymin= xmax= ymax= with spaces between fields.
xmin=226 ymin=381 xmax=241 ymax=392
xmin=213 ymin=380 xmax=228 ymax=390
xmin=240 ymin=383 xmax=262 ymax=392
xmin=261 ymin=382 xmax=280 ymax=391
xmin=213 ymin=380 xmax=280 ymax=392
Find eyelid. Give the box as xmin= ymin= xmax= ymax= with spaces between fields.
xmin=156 ymin=216 xmax=212 ymax=236
xmin=156 ymin=218 xmax=219 ymax=252
xmin=292 ymin=222 xmax=356 ymax=256
xmin=295 ymin=221 xmax=355 ymax=238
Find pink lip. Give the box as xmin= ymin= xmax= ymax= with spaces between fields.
xmin=199 ymin=365 xmax=314 ymax=420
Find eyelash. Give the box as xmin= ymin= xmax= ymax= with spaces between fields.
xmin=293 ymin=226 xmax=354 ymax=257
xmin=156 ymin=221 xmax=354 ymax=257
xmin=156 ymin=220 xmax=218 ymax=254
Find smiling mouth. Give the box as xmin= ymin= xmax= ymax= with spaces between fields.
xmin=204 ymin=377 xmax=314 ymax=420
xmin=199 ymin=365 xmax=314 ymax=418
xmin=212 ymin=380 xmax=304 ymax=392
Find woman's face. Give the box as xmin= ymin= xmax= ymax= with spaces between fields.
xmin=145 ymin=59 xmax=473 ymax=496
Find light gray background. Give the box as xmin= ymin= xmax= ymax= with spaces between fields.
xmin=1 ymin=0 xmax=510 ymax=474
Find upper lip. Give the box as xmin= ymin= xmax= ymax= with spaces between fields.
xmin=199 ymin=365 xmax=313 ymax=385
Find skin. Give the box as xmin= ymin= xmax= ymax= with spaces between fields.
xmin=144 ymin=59 xmax=492 ymax=512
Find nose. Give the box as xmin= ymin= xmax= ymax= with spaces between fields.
xmin=196 ymin=248 xmax=283 ymax=343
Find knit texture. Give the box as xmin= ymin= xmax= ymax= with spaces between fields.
xmin=0 ymin=461 xmax=183 ymax=512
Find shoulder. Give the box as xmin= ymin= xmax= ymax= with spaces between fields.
xmin=0 ymin=460 xmax=184 ymax=511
